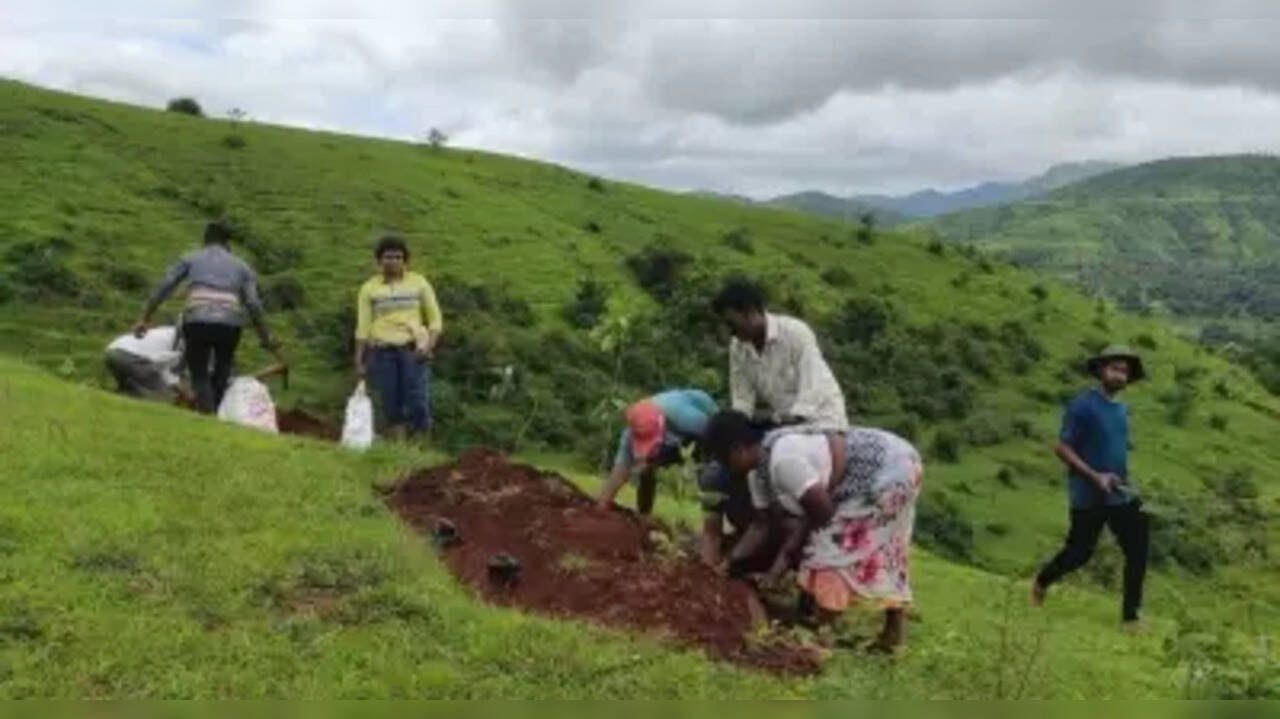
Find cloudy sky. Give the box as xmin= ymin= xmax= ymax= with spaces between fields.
xmin=6 ymin=1 xmax=1280 ymax=197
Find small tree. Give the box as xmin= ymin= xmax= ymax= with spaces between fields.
xmin=227 ymin=107 xmax=247 ymax=127
xmin=426 ymin=127 xmax=448 ymax=150
xmin=856 ymin=212 xmax=876 ymax=245
xmin=563 ymin=276 xmax=610 ymax=330
xmin=166 ymin=97 xmax=203 ymax=117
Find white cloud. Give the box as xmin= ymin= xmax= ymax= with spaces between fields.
xmin=5 ymin=3 xmax=1280 ymax=197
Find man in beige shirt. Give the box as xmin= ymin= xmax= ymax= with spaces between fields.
xmin=696 ymin=278 xmax=849 ymax=569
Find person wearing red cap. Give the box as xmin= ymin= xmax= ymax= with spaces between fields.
xmin=596 ymin=389 xmax=719 ymax=514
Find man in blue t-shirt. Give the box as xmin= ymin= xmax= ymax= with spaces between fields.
xmin=1032 ymin=345 xmax=1151 ymax=631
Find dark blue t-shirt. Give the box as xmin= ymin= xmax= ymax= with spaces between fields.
xmin=1059 ymin=389 xmax=1134 ymax=508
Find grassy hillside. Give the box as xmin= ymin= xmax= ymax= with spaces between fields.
xmin=0 ymin=357 xmax=1218 ymax=698
xmin=1 ymin=81 xmax=1279 ymax=697
xmin=932 ymin=155 xmax=1280 ymax=325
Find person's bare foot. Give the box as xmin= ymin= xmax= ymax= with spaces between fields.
xmin=1122 ymin=619 xmax=1149 ymax=635
xmin=866 ymin=632 xmax=902 ymax=656
xmin=867 ymin=608 xmax=904 ymax=655
xmin=1030 ymin=578 xmax=1046 ymax=607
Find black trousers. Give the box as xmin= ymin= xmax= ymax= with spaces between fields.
xmin=1036 ymin=501 xmax=1150 ymax=621
xmin=183 ymin=322 xmax=242 ymax=414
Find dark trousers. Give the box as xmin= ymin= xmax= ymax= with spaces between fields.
xmin=183 ymin=322 xmax=242 ymax=414
xmin=1037 ymin=501 xmax=1150 ymax=621
xmin=371 ymin=346 xmax=431 ymax=433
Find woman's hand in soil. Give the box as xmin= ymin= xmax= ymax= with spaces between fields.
xmin=760 ymin=559 xmax=790 ymax=590
xmin=700 ymin=543 xmax=723 ymax=570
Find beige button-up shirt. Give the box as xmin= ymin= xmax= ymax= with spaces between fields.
xmin=728 ymin=313 xmax=849 ymax=428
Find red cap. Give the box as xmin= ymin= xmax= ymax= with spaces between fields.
xmin=625 ymin=400 xmax=666 ymax=460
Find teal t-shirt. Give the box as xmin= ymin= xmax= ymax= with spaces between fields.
xmin=1060 ymin=389 xmax=1133 ymax=508
xmin=613 ymin=389 xmax=718 ymax=470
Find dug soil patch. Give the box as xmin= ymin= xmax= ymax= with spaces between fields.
xmin=388 ymin=449 xmax=820 ymax=675
xmin=276 ymin=409 xmax=340 ymax=442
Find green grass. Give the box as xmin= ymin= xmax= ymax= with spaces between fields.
xmin=0 ymin=358 xmax=1189 ymax=698
xmin=1 ymin=80 xmax=1279 ymax=697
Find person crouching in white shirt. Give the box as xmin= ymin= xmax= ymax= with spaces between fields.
xmin=695 ymin=278 xmax=851 ymax=576
xmin=104 ymin=325 xmax=188 ymax=403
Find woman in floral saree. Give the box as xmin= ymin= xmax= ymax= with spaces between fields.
xmin=704 ymin=410 xmax=923 ymax=652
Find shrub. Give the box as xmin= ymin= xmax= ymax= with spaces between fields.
xmin=930 ymin=429 xmax=962 ymax=463
xmin=243 ymin=235 xmax=304 ymax=275
xmin=106 ymin=265 xmax=148 ymax=293
xmin=984 ymin=522 xmax=1010 ymax=537
xmin=1134 ymin=333 xmax=1158 ymax=350
xmin=995 ymin=466 xmax=1015 ymax=488
xmin=221 ymin=133 xmax=247 ymax=149
xmin=1208 ymin=413 xmax=1229 ymax=431
xmin=166 ymin=97 xmax=203 ymax=116
xmin=884 ymin=414 xmax=921 ymax=443
xmin=955 ymin=336 xmax=995 ymax=379
xmin=927 ymin=237 xmax=945 ymax=256
xmin=856 ymin=213 xmax=876 ymax=245
xmin=587 ymin=176 xmax=605 ymax=192
xmin=820 ymin=267 xmax=854 ymax=288
xmin=563 ymin=276 xmax=609 ymax=330
xmin=263 ymin=275 xmax=306 ymax=311
xmin=827 ymin=296 xmax=894 ymax=346
xmin=625 ymin=245 xmax=692 ymax=301
xmin=1011 ymin=417 xmax=1036 ymax=439
xmin=4 ymin=239 xmax=81 ymax=300
xmin=584 ymin=220 xmax=602 ymax=234
xmin=961 ymin=413 xmax=1009 ymax=447
xmin=915 ymin=492 xmax=974 ymax=561
xmin=1161 ymin=387 xmax=1196 ymax=427
xmin=300 ymin=305 xmax=356 ymax=369
xmin=426 ymin=127 xmax=448 ymax=149
xmin=1030 ymin=284 xmax=1049 ymax=302
xmin=721 ymin=226 xmax=753 ymax=254
xmin=1216 ymin=467 xmax=1258 ymax=502
xmin=1166 ymin=523 xmax=1222 ymax=576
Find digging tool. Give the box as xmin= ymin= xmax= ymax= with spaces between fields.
xmin=253 ymin=362 xmax=290 ymax=390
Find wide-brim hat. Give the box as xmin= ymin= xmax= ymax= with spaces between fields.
xmin=1087 ymin=344 xmax=1146 ymax=382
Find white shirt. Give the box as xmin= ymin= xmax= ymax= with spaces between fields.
xmin=729 ymin=313 xmax=848 ymax=428
xmin=749 ymin=434 xmax=832 ymax=515
xmin=107 ymin=327 xmax=183 ymax=386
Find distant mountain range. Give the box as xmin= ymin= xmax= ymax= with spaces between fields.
xmin=932 ymin=154 xmax=1280 ymax=322
xmin=852 ymin=161 xmax=1125 ymax=218
xmin=696 ymin=161 xmax=1126 ymax=225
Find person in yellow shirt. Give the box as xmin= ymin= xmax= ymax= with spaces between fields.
xmin=354 ymin=235 xmax=443 ymax=440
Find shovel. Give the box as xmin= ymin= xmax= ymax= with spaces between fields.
xmin=253 ymin=362 xmax=290 ymax=390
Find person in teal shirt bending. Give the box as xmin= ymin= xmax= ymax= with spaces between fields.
xmin=596 ymin=389 xmax=719 ymax=515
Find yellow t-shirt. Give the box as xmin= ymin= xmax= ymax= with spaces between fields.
xmin=355 ymin=271 xmax=443 ymax=346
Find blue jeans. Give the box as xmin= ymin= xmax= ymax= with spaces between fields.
xmin=371 ymin=346 xmax=431 ymax=433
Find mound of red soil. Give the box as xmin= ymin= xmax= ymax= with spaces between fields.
xmin=388 ymin=449 xmax=820 ymax=675
xmin=276 ymin=409 xmax=340 ymax=442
